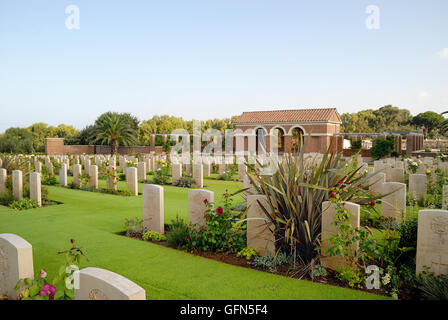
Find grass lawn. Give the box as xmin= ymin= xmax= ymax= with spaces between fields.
xmin=0 ymin=176 xmax=388 ymax=300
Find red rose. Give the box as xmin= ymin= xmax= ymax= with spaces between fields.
xmin=370 ymin=201 xmax=376 ymax=207
xmin=203 ymin=199 xmax=209 ymax=204
xmin=358 ymin=184 xmax=362 ymax=188
xmin=338 ymin=180 xmax=343 ymax=185
xmin=216 ymin=206 xmax=223 ymax=215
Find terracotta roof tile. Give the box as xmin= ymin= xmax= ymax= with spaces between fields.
xmin=234 ymin=108 xmax=341 ymax=124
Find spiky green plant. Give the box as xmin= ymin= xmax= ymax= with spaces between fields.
xmin=245 ymin=143 xmax=383 ymax=265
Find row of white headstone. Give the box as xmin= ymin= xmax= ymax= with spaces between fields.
xmin=0 ymin=169 xmax=42 ymax=207
xmin=244 ymin=197 xmax=448 ymax=276
xmin=0 ymin=233 xmax=146 ymax=300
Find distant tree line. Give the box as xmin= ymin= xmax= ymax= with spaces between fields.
xmin=341 ymin=105 xmax=446 ymax=139
xmin=1 ymin=106 xmax=446 ymax=154
xmin=0 ymin=112 xmax=238 ymax=154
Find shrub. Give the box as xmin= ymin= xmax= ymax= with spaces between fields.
xmin=124 ymin=217 xmax=144 ymax=237
xmin=397 ymin=217 xmax=418 ymax=267
xmin=15 ymin=239 xmax=88 ymax=300
xmin=237 ymin=247 xmax=259 ymax=260
xmin=9 ymin=199 xmax=39 ymax=211
xmin=410 ymin=272 xmax=448 ymax=300
xmin=184 ymin=190 xmax=246 ymax=253
xmin=166 ymin=216 xmax=189 ymax=248
xmin=216 ymin=165 xmax=237 ymax=181
xmin=0 ymin=189 xmax=14 ymax=206
xmin=142 ymin=230 xmax=166 ymax=242
xmin=42 ymin=176 xmax=57 ymax=186
xmin=251 ymin=252 xmax=291 ymax=273
xmin=371 ymin=136 xmax=395 ymax=160
xmin=153 ymin=161 xmax=171 ymax=185
xmin=172 ymin=175 xmax=194 ymax=188
xmin=351 ymin=140 xmax=362 ymax=151
xmin=335 ymin=265 xmax=365 ymax=288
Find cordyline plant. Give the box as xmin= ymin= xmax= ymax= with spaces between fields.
xmin=245 ymin=143 xmax=384 ymax=266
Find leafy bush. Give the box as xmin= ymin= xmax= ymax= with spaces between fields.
xmin=0 ymin=189 xmax=14 ymax=206
xmin=237 ymin=247 xmax=259 ymax=260
xmin=124 ymin=217 xmax=144 ymax=237
xmin=371 ymin=136 xmax=395 ymax=160
xmin=216 ymin=165 xmax=237 ymax=181
xmin=335 ymin=265 xmax=365 ymax=288
xmin=397 ymin=217 xmax=418 ymax=267
xmin=251 ymin=252 xmax=291 ymax=273
xmin=184 ymin=190 xmax=246 ymax=253
xmin=42 ymin=176 xmax=57 ymax=186
xmin=9 ymin=199 xmax=39 ymax=211
xmin=351 ymin=140 xmax=362 ymax=151
xmin=15 ymin=239 xmax=88 ymax=300
xmin=172 ymin=175 xmax=194 ymax=188
xmin=410 ymin=272 xmax=448 ymax=300
xmin=166 ymin=215 xmax=189 ymax=248
xmin=310 ymin=265 xmax=327 ymax=279
xmin=153 ymin=161 xmax=171 ymax=185
xmin=142 ymin=230 xmax=167 ymax=242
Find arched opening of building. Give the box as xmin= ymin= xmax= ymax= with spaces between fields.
xmin=291 ymin=127 xmax=304 ymax=153
xmin=273 ymin=127 xmax=285 ymax=153
xmin=256 ymin=128 xmax=267 ymax=154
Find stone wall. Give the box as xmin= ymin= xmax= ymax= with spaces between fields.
xmin=45 ymin=138 xmax=159 ymax=155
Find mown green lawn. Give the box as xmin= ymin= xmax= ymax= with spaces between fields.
xmin=0 ymin=176 xmax=388 ymax=300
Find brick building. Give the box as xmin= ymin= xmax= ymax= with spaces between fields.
xmin=233 ymin=108 xmax=343 ymax=154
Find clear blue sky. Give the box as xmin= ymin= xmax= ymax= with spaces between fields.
xmin=1 ymin=0 xmax=447 ymax=132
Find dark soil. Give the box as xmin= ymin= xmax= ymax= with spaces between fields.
xmin=117 ymin=230 xmax=392 ymax=298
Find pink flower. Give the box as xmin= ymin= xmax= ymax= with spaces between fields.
xmin=39 ymin=284 xmax=57 ymax=300
xmin=40 ymin=269 xmax=47 ymax=278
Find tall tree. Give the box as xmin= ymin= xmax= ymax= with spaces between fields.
xmin=92 ymin=113 xmax=138 ymax=154
xmin=412 ymin=111 xmax=445 ymax=138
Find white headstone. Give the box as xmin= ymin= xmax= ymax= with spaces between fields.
xmin=29 ymin=172 xmax=41 ymax=207
xmin=188 ymin=189 xmax=214 ymax=226
xmin=89 ymin=165 xmax=98 ymax=189
xmin=127 ymin=167 xmax=138 ymax=196
xmin=246 ymin=195 xmax=275 ymax=255
xmin=409 ymin=174 xmax=427 ymax=202
xmin=381 ymin=182 xmax=406 ymax=220
xmin=74 ymin=267 xmax=145 ymax=300
xmin=12 ymin=170 xmax=22 ymax=200
xmin=321 ymin=201 xmax=360 ymax=270
xmin=0 ymin=234 xmax=34 ymax=300
xmin=416 ymin=209 xmax=448 ymax=276
xmin=0 ymin=168 xmax=6 ymax=195
xmin=142 ymin=185 xmax=164 ymax=234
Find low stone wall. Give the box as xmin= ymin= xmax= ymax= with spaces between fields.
xmin=45 ymin=138 xmax=160 ymax=155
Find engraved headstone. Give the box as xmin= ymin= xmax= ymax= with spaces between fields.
xmin=74 ymin=267 xmax=145 ymax=300
xmin=416 ymin=210 xmax=448 ymax=276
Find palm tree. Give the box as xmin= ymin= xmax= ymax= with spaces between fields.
xmin=93 ymin=113 xmax=138 ymax=155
